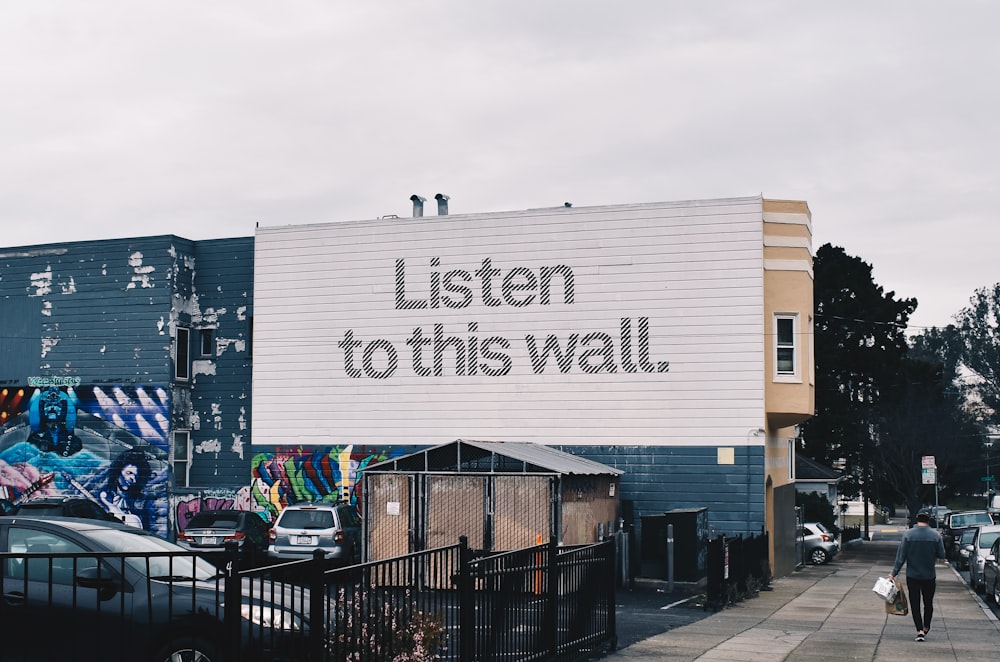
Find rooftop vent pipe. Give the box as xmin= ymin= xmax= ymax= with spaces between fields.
xmin=410 ymin=194 xmax=426 ymax=217
xmin=435 ymin=193 xmax=450 ymax=215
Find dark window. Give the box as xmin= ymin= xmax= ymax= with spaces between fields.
xmin=776 ymin=316 xmax=795 ymax=375
xmin=199 ymin=329 xmax=214 ymax=356
xmin=175 ymin=327 xmax=190 ymax=381
xmin=173 ymin=431 xmax=190 ymax=487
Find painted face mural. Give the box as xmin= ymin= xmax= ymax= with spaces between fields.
xmin=0 ymin=385 xmax=169 ymax=537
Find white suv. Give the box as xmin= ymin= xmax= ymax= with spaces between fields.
xmin=267 ymin=502 xmax=362 ymax=567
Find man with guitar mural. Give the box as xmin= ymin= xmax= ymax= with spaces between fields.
xmin=99 ymin=451 xmax=152 ymax=529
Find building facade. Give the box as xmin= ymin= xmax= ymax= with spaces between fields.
xmin=251 ymin=195 xmax=814 ymax=576
xmin=0 ymin=236 xmax=254 ymax=538
xmin=0 ymin=194 xmax=814 ymax=576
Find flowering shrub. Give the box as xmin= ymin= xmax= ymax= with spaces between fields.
xmin=331 ymin=586 xmax=446 ymax=661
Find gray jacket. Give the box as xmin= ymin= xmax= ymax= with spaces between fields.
xmin=892 ymin=524 xmax=946 ymax=580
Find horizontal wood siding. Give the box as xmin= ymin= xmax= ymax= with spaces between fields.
xmin=182 ymin=238 xmax=255 ymax=489
xmin=561 ymin=445 xmax=766 ymax=538
xmin=0 ymin=237 xmax=182 ymax=383
xmin=253 ymin=197 xmax=766 ymax=447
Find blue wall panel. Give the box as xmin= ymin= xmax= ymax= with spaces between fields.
xmin=559 ymin=445 xmax=766 ymax=538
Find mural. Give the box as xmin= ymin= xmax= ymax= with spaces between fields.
xmin=250 ymin=446 xmax=407 ymax=521
xmin=172 ymin=487 xmax=257 ymax=535
xmin=0 ymin=384 xmax=170 ymax=538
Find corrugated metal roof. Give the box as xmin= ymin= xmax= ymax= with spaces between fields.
xmin=365 ymin=438 xmax=623 ymax=476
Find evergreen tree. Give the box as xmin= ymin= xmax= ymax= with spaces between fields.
xmin=802 ymin=244 xmax=916 ymax=502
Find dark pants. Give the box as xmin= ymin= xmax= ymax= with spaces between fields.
xmin=906 ymin=576 xmax=936 ymax=632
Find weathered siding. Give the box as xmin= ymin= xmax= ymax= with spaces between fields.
xmin=0 ymin=235 xmax=256 ymax=540
xmin=181 ymin=238 xmax=255 ymax=489
xmin=0 ymin=237 xmax=180 ymax=383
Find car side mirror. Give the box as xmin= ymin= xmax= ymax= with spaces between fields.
xmin=75 ymin=566 xmax=122 ymax=601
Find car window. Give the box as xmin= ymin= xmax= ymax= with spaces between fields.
xmin=953 ymin=513 xmax=993 ymax=527
xmin=188 ymin=513 xmax=240 ymax=528
xmin=6 ymin=527 xmax=95 ymax=585
xmin=84 ymin=528 xmax=220 ymax=580
xmin=280 ymin=509 xmax=334 ymax=529
xmin=980 ymin=531 xmax=1000 ymax=550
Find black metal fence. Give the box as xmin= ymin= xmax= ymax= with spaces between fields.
xmin=704 ymin=532 xmax=771 ymax=611
xmin=2 ymin=536 xmax=616 ymax=662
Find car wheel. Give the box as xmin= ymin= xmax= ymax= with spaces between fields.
xmin=809 ymin=548 xmax=829 ymax=565
xmin=993 ymin=579 xmax=1000 ymax=604
xmin=153 ymin=637 xmax=221 ymax=662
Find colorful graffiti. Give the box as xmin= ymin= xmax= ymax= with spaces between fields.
xmin=0 ymin=385 xmax=170 ymax=538
xmin=250 ymin=446 xmax=407 ymax=521
xmin=172 ymin=487 xmax=257 ymax=534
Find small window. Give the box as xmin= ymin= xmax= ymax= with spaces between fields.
xmin=775 ymin=314 xmax=797 ymax=378
xmin=175 ymin=327 xmax=191 ymax=381
xmin=199 ymin=329 xmax=214 ymax=357
xmin=173 ymin=430 xmax=191 ymax=488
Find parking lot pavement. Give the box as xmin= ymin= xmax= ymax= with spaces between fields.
xmin=603 ymin=526 xmax=1000 ymax=661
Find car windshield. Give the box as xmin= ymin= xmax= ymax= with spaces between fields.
xmin=953 ymin=513 xmax=993 ymax=527
xmin=88 ymin=528 xmax=220 ymax=580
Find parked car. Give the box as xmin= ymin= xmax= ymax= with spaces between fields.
xmin=956 ymin=526 xmax=978 ymax=570
xmin=0 ymin=515 xmax=307 ymax=661
xmin=176 ymin=509 xmax=272 ymax=564
xmin=982 ymin=536 xmax=1000 ymax=604
xmin=268 ymin=501 xmax=362 ymax=567
xmin=965 ymin=523 xmax=1000 ymax=593
xmin=801 ymin=522 xmax=839 ymax=565
xmin=943 ymin=510 xmax=994 ymax=562
xmin=10 ymin=496 xmax=122 ymax=524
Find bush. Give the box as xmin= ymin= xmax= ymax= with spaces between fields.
xmin=331 ymin=586 xmax=447 ymax=661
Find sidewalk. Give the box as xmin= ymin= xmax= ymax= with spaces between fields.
xmin=605 ymin=528 xmax=1000 ymax=661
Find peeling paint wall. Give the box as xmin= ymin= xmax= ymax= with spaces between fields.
xmin=0 ymin=235 xmax=256 ymax=539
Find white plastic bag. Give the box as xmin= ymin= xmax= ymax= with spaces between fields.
xmin=872 ymin=576 xmax=897 ymax=602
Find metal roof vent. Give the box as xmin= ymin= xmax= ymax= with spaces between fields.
xmin=410 ymin=194 xmax=426 ymax=218
xmin=435 ymin=193 xmax=450 ymax=215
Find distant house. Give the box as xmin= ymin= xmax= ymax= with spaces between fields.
xmin=795 ymin=455 xmax=842 ymax=505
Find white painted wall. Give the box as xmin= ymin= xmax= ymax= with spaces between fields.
xmin=252 ymin=196 xmax=766 ymax=446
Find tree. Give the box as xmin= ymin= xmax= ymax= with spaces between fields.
xmin=952 ymin=283 xmax=1000 ymax=424
xmin=872 ymin=355 xmax=981 ymax=518
xmin=801 ymin=244 xmax=916 ymax=504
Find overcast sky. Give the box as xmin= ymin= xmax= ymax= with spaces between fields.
xmin=3 ymin=1 xmax=997 ymax=333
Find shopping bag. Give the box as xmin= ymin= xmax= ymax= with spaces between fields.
xmin=872 ymin=576 xmax=897 ymax=602
xmin=884 ymin=579 xmax=908 ymax=616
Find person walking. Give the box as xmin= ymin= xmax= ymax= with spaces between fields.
xmin=888 ymin=508 xmax=947 ymax=642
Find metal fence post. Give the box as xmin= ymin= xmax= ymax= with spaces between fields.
xmin=544 ymin=536 xmax=558 ymax=658
xmin=224 ymin=543 xmax=241 ymax=661
xmin=309 ymin=549 xmax=326 ymax=661
xmin=458 ymin=536 xmax=474 ymax=662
